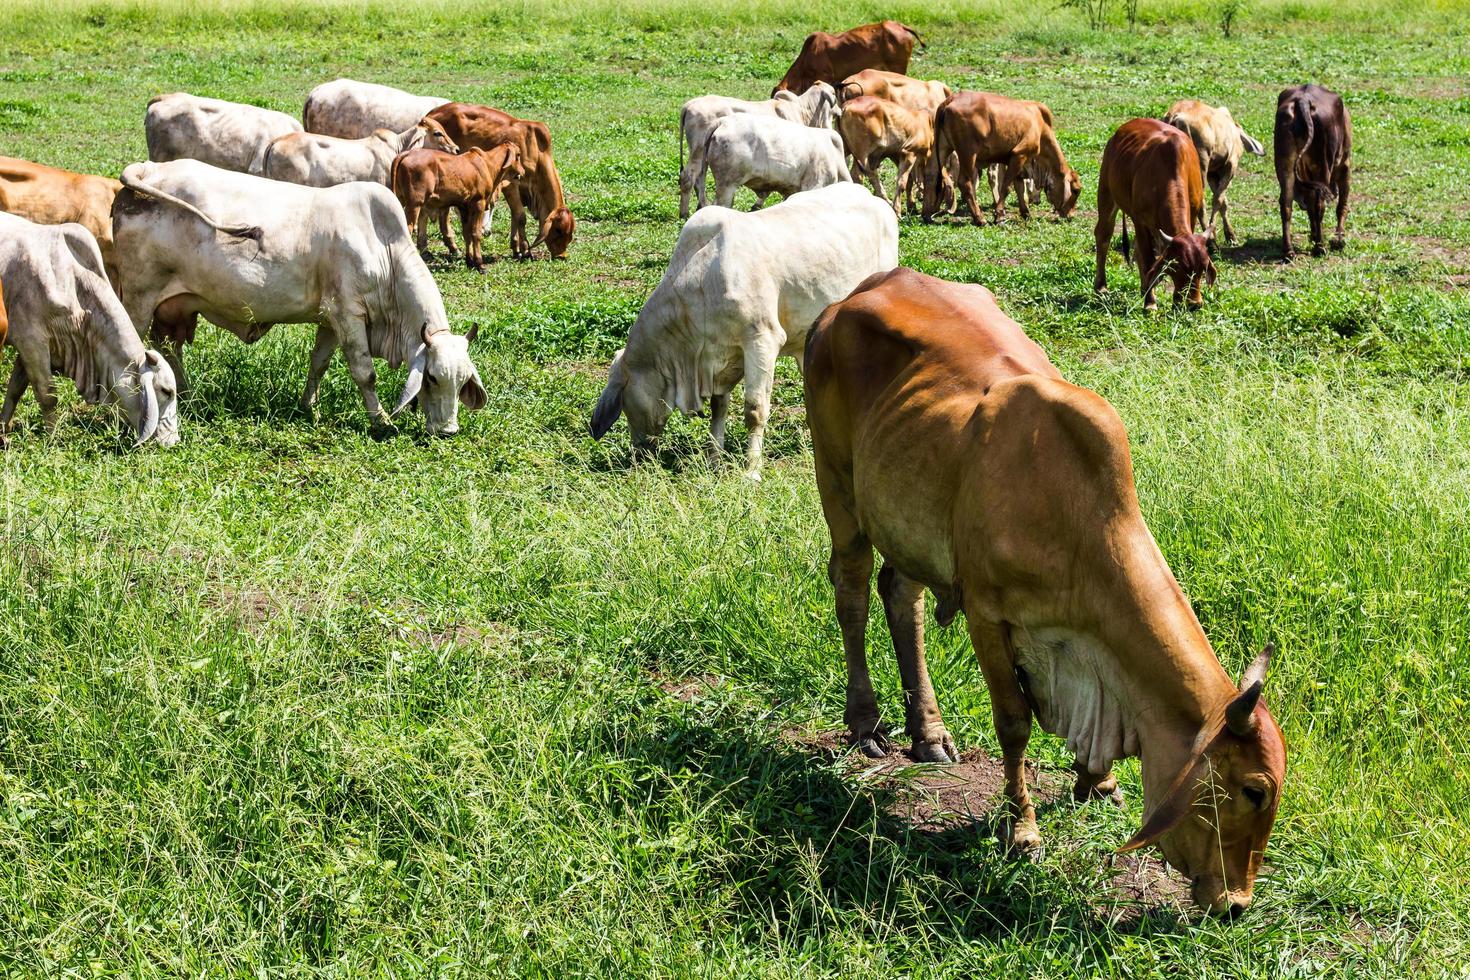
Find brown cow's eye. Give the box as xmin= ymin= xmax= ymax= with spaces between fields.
xmin=1242 ymin=785 xmax=1267 ymax=810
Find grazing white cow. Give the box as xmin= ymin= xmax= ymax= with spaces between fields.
xmin=303 ymin=78 xmax=450 ymax=140
xmin=678 ymin=82 xmax=838 ymax=217
xmin=0 ymin=212 xmax=179 ymax=447
xmin=112 ymin=160 xmax=485 ymax=436
xmin=699 ymin=113 xmax=851 ymax=210
xmin=590 ymin=182 xmax=898 ymax=477
xmin=145 ymin=93 xmax=304 ymax=174
xmin=256 ymin=119 xmax=459 ymax=187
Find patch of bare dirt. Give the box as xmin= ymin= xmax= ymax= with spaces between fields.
xmin=204 ymin=585 xmax=314 ymax=628
xmin=786 ymin=727 xmax=1188 ymax=914
xmin=654 ymin=672 xmax=727 ymax=702
xmin=421 ymin=621 xmax=518 ymax=649
xmin=553 ymin=359 xmax=610 ymax=381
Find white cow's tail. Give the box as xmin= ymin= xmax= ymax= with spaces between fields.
xmin=678 ymin=106 xmax=686 ymax=180
xmin=120 ymin=171 xmax=262 ymax=241
xmin=696 ymin=126 xmax=719 ymax=194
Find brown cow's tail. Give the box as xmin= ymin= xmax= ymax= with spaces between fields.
xmin=120 ymin=170 xmax=262 ymax=242
xmin=1120 ymin=213 xmax=1130 ymax=263
xmin=902 ymin=24 xmax=926 ymax=50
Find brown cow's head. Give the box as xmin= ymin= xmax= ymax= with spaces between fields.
xmin=1046 ymin=165 xmax=1082 ymax=219
xmin=532 ymin=206 xmax=576 ymax=259
xmin=1144 ymin=230 xmax=1217 ymax=309
xmin=1121 ymin=645 xmax=1287 ymax=917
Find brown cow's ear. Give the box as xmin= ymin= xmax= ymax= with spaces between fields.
xmin=1118 ymin=757 xmax=1206 ymax=853
xmin=1205 ymin=259 xmax=1218 ymax=287
xmin=1143 ymin=256 xmax=1169 ymax=294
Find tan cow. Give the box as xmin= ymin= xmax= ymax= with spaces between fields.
xmin=1162 ymin=100 xmax=1265 ymax=245
xmin=838 ymin=69 xmax=950 ymax=112
xmin=805 ymin=266 xmax=1287 ymax=916
xmin=0 ymin=155 xmax=123 ymax=287
xmin=391 ymin=145 xmax=524 ymax=271
xmin=836 ymin=96 xmax=937 ymax=214
xmin=924 ymin=92 xmax=1080 ymax=225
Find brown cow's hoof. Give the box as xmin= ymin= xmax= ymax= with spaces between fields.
xmin=1330 ymin=237 xmax=1346 ymax=251
xmin=1006 ymin=811 xmax=1042 ymax=853
xmin=1311 ymin=243 xmax=1326 ymax=257
xmin=851 ymin=729 xmax=891 ymax=759
xmin=910 ymin=734 xmax=958 ymax=764
xmin=1074 ymin=772 xmax=1124 ymax=806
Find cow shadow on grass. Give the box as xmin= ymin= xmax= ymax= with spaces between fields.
xmin=1221 ymin=235 xmax=1289 ymax=266
xmin=609 ymin=689 xmax=1193 ymax=951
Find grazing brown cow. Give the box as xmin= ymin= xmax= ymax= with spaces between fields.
xmin=773 ymin=21 xmax=923 ymax=96
xmin=805 ymin=266 xmax=1287 ymax=916
xmin=391 ymin=145 xmax=523 ymax=272
xmin=836 ymin=96 xmax=937 ymax=214
xmin=1274 ymin=84 xmax=1351 ymax=260
xmin=1163 ymin=100 xmax=1265 ymax=245
xmin=1094 ymin=118 xmax=1217 ymax=310
xmin=425 ymin=103 xmax=576 ymax=260
xmin=0 ymin=156 xmax=123 ymax=287
xmin=924 ymin=92 xmax=1080 ymax=225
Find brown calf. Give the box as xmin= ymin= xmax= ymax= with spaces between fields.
xmin=391 ymin=145 xmax=523 ymax=272
xmin=774 ymin=21 xmax=923 ymax=96
xmin=425 ymin=103 xmax=576 ymax=260
xmin=804 ymin=266 xmax=1286 ymax=916
xmin=0 ymin=156 xmax=122 ymax=288
xmin=837 ymin=96 xmax=936 ymax=214
xmin=924 ymin=92 xmax=1080 ymax=225
xmin=1094 ymin=118 xmax=1217 ymax=310
xmin=1274 ymin=84 xmax=1351 ymax=259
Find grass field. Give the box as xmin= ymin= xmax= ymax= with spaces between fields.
xmin=2 ymin=0 xmax=1469 ymax=973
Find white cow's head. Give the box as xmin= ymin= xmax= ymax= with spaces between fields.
xmin=118 ymin=349 xmax=180 ymax=447
xmin=588 ymin=348 xmax=669 ymax=458
xmin=802 ymin=81 xmax=838 ymax=129
xmin=392 ymin=323 xmax=487 ymax=436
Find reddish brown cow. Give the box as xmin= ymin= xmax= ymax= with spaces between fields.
xmin=804 ymin=266 xmax=1287 ymax=916
xmin=425 ymin=103 xmax=576 ymax=260
xmin=391 ymin=145 xmax=523 ymax=272
xmin=1094 ymin=118 xmax=1217 ymax=310
xmin=0 ymin=156 xmax=123 ymax=288
xmin=1274 ymin=84 xmax=1352 ymax=260
xmin=773 ymin=21 xmax=923 ymax=96
xmin=924 ymin=92 xmax=1080 ymax=225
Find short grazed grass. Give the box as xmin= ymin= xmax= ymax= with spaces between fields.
xmin=2 ymin=0 xmax=1469 ymax=974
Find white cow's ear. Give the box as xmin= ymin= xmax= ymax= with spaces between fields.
xmin=134 ymin=366 xmax=160 ymax=448
xmin=589 ymin=350 xmax=627 ymax=440
xmin=393 ymin=344 xmax=427 ymax=417
xmin=459 ymin=366 xmax=487 ymax=411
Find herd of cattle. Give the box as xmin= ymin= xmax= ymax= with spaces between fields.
xmin=3 ymin=18 xmax=1361 ymax=917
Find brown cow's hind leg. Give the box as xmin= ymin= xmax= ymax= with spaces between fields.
xmin=1093 ymin=188 xmax=1116 ymax=295
xmin=1332 ymin=164 xmax=1350 ymax=250
xmin=829 ymin=533 xmax=885 ymax=758
xmin=1072 ymin=760 xmax=1123 ymax=805
xmin=878 ymin=565 xmax=957 ymax=763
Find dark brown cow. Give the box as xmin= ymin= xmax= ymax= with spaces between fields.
xmin=1274 ymin=84 xmax=1351 ymax=260
xmin=391 ymin=145 xmax=523 ymax=272
xmin=923 ymin=92 xmax=1080 ymax=225
xmin=804 ymin=266 xmax=1287 ymax=916
xmin=424 ymin=103 xmax=576 ymax=259
xmin=1094 ymin=118 xmax=1217 ymax=310
xmin=773 ymin=21 xmax=923 ymax=96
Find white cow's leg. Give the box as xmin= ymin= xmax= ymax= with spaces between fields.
xmin=17 ymin=345 xmax=58 ymax=436
xmin=336 ymin=321 xmax=390 ymax=433
xmin=0 ymin=361 xmax=29 ymax=444
xmin=740 ymin=327 xmax=783 ymax=479
xmin=706 ymin=392 xmax=729 ymax=461
xmin=878 ymin=564 xmax=957 ymax=763
xmin=751 ymin=192 xmax=770 ymax=211
xmin=299 ymin=323 xmax=338 ymax=416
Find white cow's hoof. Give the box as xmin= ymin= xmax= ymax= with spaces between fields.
xmin=743 ymin=469 xmax=763 ymax=482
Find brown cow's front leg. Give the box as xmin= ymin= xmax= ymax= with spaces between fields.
xmin=438 ymin=209 xmax=459 ymax=258
xmin=958 ymin=154 xmax=985 ymax=226
xmin=1072 ymin=761 xmax=1124 ymax=805
xmin=1331 ymin=164 xmax=1350 ymax=250
xmin=967 ymin=616 xmax=1040 ymax=850
xmin=878 ymin=565 xmax=957 ymax=763
xmin=505 ymin=184 xmax=530 ymax=259
xmin=1001 ymin=157 xmax=1029 ymax=221
xmin=1093 ymin=188 xmax=1117 ymax=295
xmin=1137 ymin=230 xmax=1161 ymax=311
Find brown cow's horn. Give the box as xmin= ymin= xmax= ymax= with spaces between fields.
xmin=1159 ymin=230 xmax=1175 ymax=244
xmin=1226 ymin=643 xmax=1273 ymax=736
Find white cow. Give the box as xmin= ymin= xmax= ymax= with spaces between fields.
xmin=590 ymin=182 xmax=898 ymax=477
xmin=256 ymin=119 xmax=459 ymax=187
xmin=145 ymin=93 xmax=304 ymax=174
xmin=303 ymin=79 xmax=450 ymax=140
xmin=0 ymin=212 xmax=179 ymax=447
xmin=678 ymin=82 xmax=838 ymax=217
xmin=699 ymin=113 xmax=851 ymax=210
xmin=112 ymin=160 xmax=485 ymax=436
